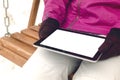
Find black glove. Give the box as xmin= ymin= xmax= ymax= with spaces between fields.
xmin=39 ymin=17 xmax=59 ymax=40
xmin=98 ymin=28 xmax=120 ymax=60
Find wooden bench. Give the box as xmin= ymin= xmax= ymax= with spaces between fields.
xmin=0 ymin=26 xmax=40 ymax=67
xmin=0 ymin=0 xmax=40 ymax=67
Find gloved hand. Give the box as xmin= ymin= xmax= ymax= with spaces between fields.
xmin=39 ymin=17 xmax=59 ymax=40
xmin=98 ymin=28 xmax=120 ymax=60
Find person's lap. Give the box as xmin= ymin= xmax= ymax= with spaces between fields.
xmin=19 ymin=47 xmax=120 ymax=80
xmin=20 ymin=47 xmax=80 ymax=80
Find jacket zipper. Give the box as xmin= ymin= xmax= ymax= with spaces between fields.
xmin=67 ymin=0 xmax=81 ymax=29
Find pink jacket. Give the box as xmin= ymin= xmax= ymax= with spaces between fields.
xmin=42 ymin=0 xmax=120 ymax=35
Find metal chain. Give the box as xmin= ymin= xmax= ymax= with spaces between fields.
xmin=3 ymin=0 xmax=10 ymax=36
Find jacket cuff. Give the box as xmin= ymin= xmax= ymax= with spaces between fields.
xmin=108 ymin=28 xmax=120 ymax=39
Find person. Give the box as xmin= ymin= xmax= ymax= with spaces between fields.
xmin=21 ymin=0 xmax=120 ymax=80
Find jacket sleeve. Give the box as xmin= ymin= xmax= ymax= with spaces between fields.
xmin=42 ymin=0 xmax=70 ymax=24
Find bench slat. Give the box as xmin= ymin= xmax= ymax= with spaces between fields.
xmin=21 ymin=29 xmax=39 ymax=40
xmin=11 ymin=32 xmax=37 ymax=46
xmin=0 ymin=47 xmax=27 ymax=67
xmin=1 ymin=37 xmax=36 ymax=59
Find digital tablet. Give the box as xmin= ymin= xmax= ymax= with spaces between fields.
xmin=34 ymin=28 xmax=105 ymax=62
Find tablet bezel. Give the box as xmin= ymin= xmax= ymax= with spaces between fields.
xmin=34 ymin=28 xmax=105 ymax=62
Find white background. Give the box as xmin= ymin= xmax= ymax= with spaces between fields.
xmin=0 ymin=0 xmax=44 ymax=37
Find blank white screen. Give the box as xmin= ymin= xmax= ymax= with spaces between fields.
xmin=41 ymin=29 xmax=105 ymax=58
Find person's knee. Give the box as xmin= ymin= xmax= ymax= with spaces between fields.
xmin=72 ymin=56 xmax=120 ymax=80
xmin=73 ymin=76 xmax=97 ymax=80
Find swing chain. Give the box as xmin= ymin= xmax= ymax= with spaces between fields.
xmin=3 ymin=0 xmax=10 ymax=36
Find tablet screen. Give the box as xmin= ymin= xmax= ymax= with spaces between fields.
xmin=40 ymin=29 xmax=105 ymax=58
